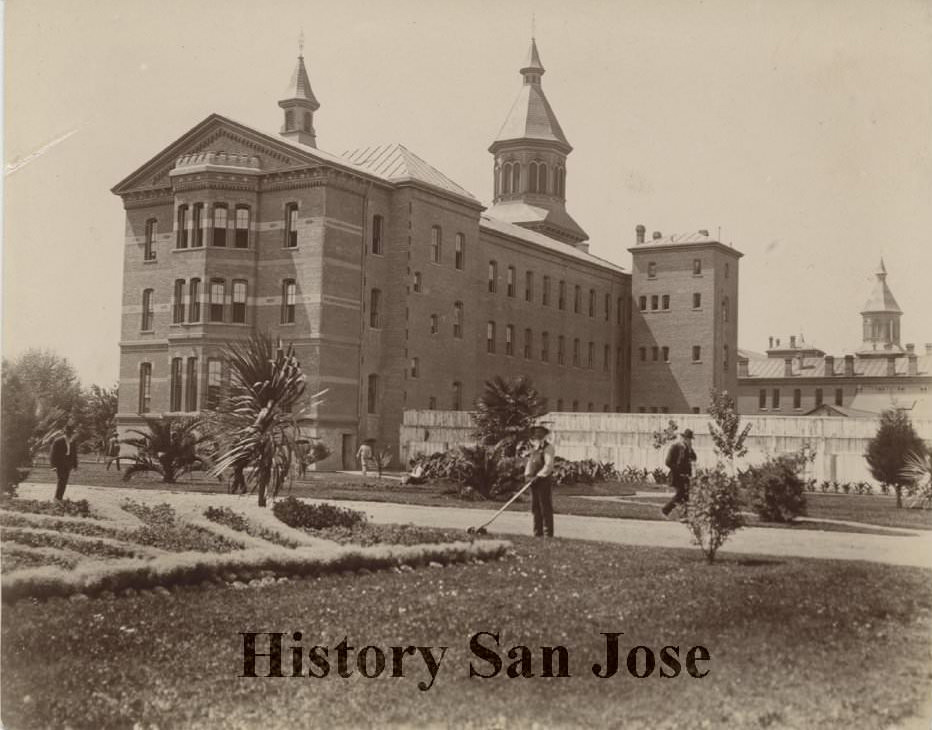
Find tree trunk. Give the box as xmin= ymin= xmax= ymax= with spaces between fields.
xmin=258 ymin=481 xmax=267 ymax=508
xmin=895 ymin=484 xmax=902 ymax=509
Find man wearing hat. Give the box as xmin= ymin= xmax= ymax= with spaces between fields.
xmin=661 ymin=428 xmax=697 ymax=518
xmin=524 ymin=425 xmax=556 ymax=537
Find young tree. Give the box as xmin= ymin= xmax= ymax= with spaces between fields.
xmin=685 ymin=467 xmax=744 ymax=563
xmin=206 ymin=334 xmax=326 ymax=507
xmin=865 ymin=409 xmax=926 ymax=508
xmin=121 ymin=417 xmax=209 ymax=483
xmin=708 ymin=389 xmax=752 ymax=475
xmin=472 ymin=375 xmax=546 ymax=456
xmin=1 ymin=363 xmax=39 ymax=495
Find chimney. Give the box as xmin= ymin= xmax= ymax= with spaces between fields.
xmin=698 ymin=229 xmax=709 ymax=236
xmin=905 ymin=343 xmax=915 ymax=354
xmin=768 ymin=336 xmax=774 ymax=349
xmin=823 ymin=355 xmax=835 ymax=377
xmin=908 ymin=353 xmax=918 ymax=376
xmin=784 ymin=357 xmax=794 ymax=377
xmin=738 ymin=359 xmax=749 ymax=377
xmin=844 ymin=355 xmax=855 ymax=377
xmin=886 ymin=356 xmax=897 ymax=377
xmin=636 ymin=224 xmax=646 ymax=245
xmin=789 ymin=335 xmax=797 ymax=349
xmin=925 ymin=343 xmax=932 ymax=356
xmin=652 ymin=231 xmax=662 ymax=240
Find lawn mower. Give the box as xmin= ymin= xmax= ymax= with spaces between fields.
xmin=466 ymin=478 xmax=536 ymax=535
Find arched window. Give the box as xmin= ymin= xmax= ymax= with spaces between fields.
xmin=505 ymin=325 xmax=515 ymax=356
xmin=209 ymin=279 xmax=225 ymax=322
xmin=369 ymin=288 xmax=382 ymax=328
xmin=452 ymin=381 xmax=463 ymax=410
xmin=430 ymin=225 xmax=442 ymax=263
xmin=284 ymin=203 xmax=299 ymax=248
xmin=524 ymin=328 xmax=533 ymax=359
xmin=511 ymin=163 xmax=520 ymax=193
xmin=192 ymin=203 xmax=205 ymax=247
xmin=144 ymin=219 xmax=157 ymax=261
xmin=722 ymin=296 xmax=729 ymax=323
xmin=185 ymin=357 xmax=199 ymax=411
xmin=176 ymin=205 xmax=189 ymax=249
xmin=487 ymin=321 xmax=496 ymax=353
xmin=138 ymin=363 xmax=152 ymax=413
xmin=232 ymin=280 xmax=247 ymax=323
xmin=285 ymin=110 xmax=294 ymax=129
xmin=207 ymin=359 xmax=223 ymax=408
xmin=188 ymin=279 xmax=201 ymax=322
xmin=453 ymin=301 xmax=463 ymax=338
xmin=372 ymin=215 xmax=384 ymax=255
xmin=281 ymin=280 xmax=296 ymax=324
xmin=367 ymin=374 xmax=379 ymax=414
xmin=488 ymin=261 xmax=498 ymax=293
xmin=529 ymin=161 xmax=539 ymax=193
xmin=501 ymin=162 xmax=511 ymax=194
xmin=173 ymin=279 xmax=185 ymax=324
xmin=454 ymin=233 xmax=465 ymax=270
xmin=170 ymin=357 xmax=183 ymax=412
xmin=538 ymin=163 xmax=548 ymax=193
xmin=212 ymin=204 xmax=228 ymax=247
xmin=556 ymin=166 xmax=566 ymax=197
xmin=141 ymin=289 xmax=154 ymax=330
xmin=234 ymin=206 xmax=250 ymax=248
xmin=303 ymin=112 xmax=312 ymax=132
xmin=541 ymin=332 xmax=550 ymax=362
xmin=494 ymin=165 xmax=501 ymax=198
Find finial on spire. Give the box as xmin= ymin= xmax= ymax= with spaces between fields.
xmin=531 ymin=11 xmax=536 ymax=38
xmin=877 ymin=257 xmax=886 ymax=276
xmin=298 ymin=30 xmax=305 ymax=56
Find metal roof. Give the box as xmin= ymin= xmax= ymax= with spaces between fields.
xmin=741 ymin=354 xmax=931 ymax=379
xmin=861 ymin=259 xmax=902 ymax=313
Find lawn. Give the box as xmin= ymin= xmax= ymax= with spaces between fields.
xmin=2 ymin=538 xmax=931 ymax=729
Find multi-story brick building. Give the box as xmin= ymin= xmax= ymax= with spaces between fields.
xmin=736 ymin=261 xmax=932 ymax=419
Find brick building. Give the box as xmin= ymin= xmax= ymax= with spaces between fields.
xmin=736 ymin=261 xmax=932 ymax=419
xmin=111 ymin=39 xmax=736 ymax=467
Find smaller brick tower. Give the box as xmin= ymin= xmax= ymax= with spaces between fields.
xmin=858 ymin=258 xmax=903 ymax=357
xmin=278 ymin=36 xmax=320 ymax=148
xmin=628 ymin=228 xmax=743 ymax=413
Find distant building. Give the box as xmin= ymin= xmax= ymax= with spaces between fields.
xmin=737 ymin=261 xmax=931 ymax=419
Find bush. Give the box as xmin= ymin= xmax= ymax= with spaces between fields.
xmin=313 ymin=523 xmax=462 ymax=547
xmin=685 ymin=468 xmax=743 ymax=563
xmin=0 ymin=497 xmax=92 ymax=519
xmin=272 ymin=496 xmax=366 ymax=530
xmin=121 ymin=500 xmax=242 ymax=553
xmin=740 ymin=456 xmax=807 ymax=523
xmin=203 ymin=506 xmax=299 ymax=548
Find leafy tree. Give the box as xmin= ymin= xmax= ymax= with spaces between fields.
xmin=866 ymin=409 xmax=926 ymax=508
xmin=82 ymin=384 xmax=119 ymax=458
xmin=121 ymin=416 xmax=209 ymax=483
xmin=7 ymin=349 xmax=83 ymax=426
xmin=206 ymin=334 xmax=325 ymax=507
xmin=472 ymin=375 xmax=546 ymax=456
xmin=685 ymin=467 xmax=744 ymax=563
xmin=708 ymin=389 xmax=752 ymax=474
xmin=1 ymin=364 xmax=39 ymax=495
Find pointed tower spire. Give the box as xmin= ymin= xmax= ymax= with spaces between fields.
xmin=487 ymin=37 xmax=588 ymax=249
xmin=278 ymin=39 xmax=320 ymax=148
xmin=859 ymin=258 xmax=903 ymax=355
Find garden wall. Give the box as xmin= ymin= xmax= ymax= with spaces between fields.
xmin=400 ymin=411 xmax=932 ymax=485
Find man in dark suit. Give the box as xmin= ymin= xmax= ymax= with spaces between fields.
xmin=661 ymin=428 xmax=697 ymax=518
xmin=50 ymin=424 xmax=79 ymax=500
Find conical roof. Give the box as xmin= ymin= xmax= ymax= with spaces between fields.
xmin=283 ymin=55 xmax=319 ymax=109
xmin=861 ymin=258 xmax=902 ymax=313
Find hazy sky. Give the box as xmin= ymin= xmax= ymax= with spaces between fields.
xmin=4 ymin=0 xmax=931 ymax=386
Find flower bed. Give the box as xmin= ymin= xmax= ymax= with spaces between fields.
xmin=122 ymin=500 xmax=242 ymax=553
xmin=0 ymin=511 xmax=125 ymax=539
xmin=204 ymin=506 xmax=299 ymax=548
xmin=0 ymin=496 xmax=93 ymax=518
xmin=272 ymin=496 xmax=366 ymax=530
xmin=312 ymin=523 xmax=464 ymax=547
xmin=1 ymin=546 xmax=78 ymax=572
xmin=2 ymin=528 xmax=143 ymax=560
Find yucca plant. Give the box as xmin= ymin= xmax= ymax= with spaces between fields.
xmin=901 ymin=450 xmax=932 ymax=510
xmin=121 ymin=416 xmax=208 ymax=483
xmin=205 ymin=334 xmax=325 ymax=507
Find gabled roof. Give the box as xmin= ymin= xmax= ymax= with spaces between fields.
xmin=861 ymin=258 xmax=902 ymax=314
xmin=341 ymin=143 xmax=477 ymax=202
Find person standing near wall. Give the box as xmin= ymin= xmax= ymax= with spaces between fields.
xmin=661 ymin=428 xmax=696 ymax=519
xmin=524 ymin=425 xmax=556 ymax=537
xmin=50 ymin=424 xmax=79 ymax=500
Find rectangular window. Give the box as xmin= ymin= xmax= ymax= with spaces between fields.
xmin=188 ymin=279 xmax=201 ymax=322
xmin=541 ymin=332 xmax=550 ymax=362
xmin=723 ymin=344 xmax=729 ymax=372
xmin=192 ymin=203 xmax=204 ymax=248
xmin=793 ymin=388 xmax=802 ymax=409
xmin=505 ymin=325 xmax=515 ymax=356
xmin=453 ymin=302 xmax=463 ymax=338
xmin=661 ymin=294 xmax=670 ymax=310
xmin=574 ymin=285 xmax=581 ymax=313
xmin=507 ymin=266 xmax=516 ymax=297
xmin=759 ymin=389 xmax=767 ymax=409
xmin=558 ymin=280 xmax=566 ymax=310
xmin=662 ymin=346 xmax=670 ymax=363
xmin=486 ymin=321 xmax=496 ymax=353
xmin=604 ymin=293 xmax=611 ymax=321
xmin=185 ymin=357 xmax=198 ymax=411
xmin=647 ymin=261 xmax=657 ymax=278
xmin=371 ymin=214 xmax=384 ymax=255
xmin=284 ymin=203 xmax=298 ymax=248
xmin=413 ymin=272 xmax=422 ymax=293
xmin=235 ymin=206 xmax=250 ymax=248
xmin=207 ymin=359 xmax=223 ymax=408
xmin=617 ymin=296 xmax=624 ymax=323
xmin=454 ymin=233 xmax=465 ymax=269
xmin=452 ymin=381 xmax=463 ymax=410
xmin=213 ymin=204 xmax=228 ymax=246
xmin=367 ymin=374 xmax=379 ymax=414
xmin=369 ymin=288 xmax=381 ymax=328
xmin=603 ymin=344 xmax=610 ymax=371
xmin=693 ymin=293 xmax=701 ymax=309
xmin=693 ymin=258 xmax=702 ymax=275
xmin=141 ymin=289 xmax=154 ymax=330
xmin=772 ymin=389 xmax=781 ymax=409
xmin=232 ymin=280 xmax=247 ymax=323
xmin=138 ymin=363 xmax=152 ymax=413
xmin=410 ymin=357 xmax=419 ymax=378
xmin=639 ymin=295 xmax=647 ymax=311
xmin=587 ymin=341 xmax=594 ymax=368
xmin=725 ymin=262 xmax=730 ymax=279
xmin=557 ymin=335 xmax=565 ymax=365
xmin=815 ymin=388 xmax=823 ymax=407
xmin=639 ymin=347 xmax=647 ymax=362
xmin=573 ymin=338 xmax=580 ymax=366
xmin=429 ymin=314 xmax=439 ymax=335
xmin=209 ymin=280 xmax=225 ymax=322
xmin=430 ymin=226 xmax=442 ymax=263
xmin=692 ymin=345 xmax=701 ymax=362
xmin=176 ymin=205 xmax=189 ymax=249
xmin=144 ymin=219 xmax=157 ymax=261
xmin=488 ymin=261 xmax=497 ymax=293
xmin=543 ymin=276 xmax=551 ymax=305
xmin=835 ymin=388 xmax=843 ymax=406
xmin=525 ymin=271 xmax=533 ymax=302
xmin=523 ymin=328 xmax=532 ymax=359
xmin=170 ymin=357 xmax=183 ymax=412
xmin=651 ymin=295 xmax=659 ymax=311
xmin=173 ymin=279 xmax=185 ymax=324
xmin=588 ymin=289 xmax=596 ymax=317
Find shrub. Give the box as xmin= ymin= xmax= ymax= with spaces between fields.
xmin=203 ymin=506 xmax=298 ymax=548
xmin=685 ymin=468 xmax=743 ymax=563
xmin=121 ymin=500 xmax=242 ymax=553
xmin=740 ymin=456 xmax=807 ymax=523
xmin=865 ymin=409 xmax=927 ymax=508
xmin=0 ymin=497 xmax=92 ymax=519
xmin=272 ymin=496 xmax=366 ymax=530
xmin=313 ymin=523 xmax=462 ymax=547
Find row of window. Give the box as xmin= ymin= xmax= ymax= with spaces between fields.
xmin=638 ymin=292 xmax=730 ymax=321
xmin=141 ymin=279 xmax=247 ymax=330
xmin=637 ymin=344 xmax=730 ymax=369
xmin=495 ymin=161 xmax=567 ymax=198
xmin=483 ymin=324 xmax=619 ymax=370
xmin=758 ymin=387 xmax=844 ymax=410
xmin=370 ymin=219 xmax=468 ymax=270
xmin=645 ymin=259 xmax=729 ymax=279
xmin=487 ymin=266 xmax=623 ymax=321
xmin=137 ymin=358 xmax=224 ymax=413
xmin=636 ymin=406 xmax=703 ymax=414
xmin=174 ymin=204 xmax=251 ymax=251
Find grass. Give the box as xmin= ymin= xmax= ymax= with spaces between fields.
xmin=2 ymin=538 xmax=930 ymax=729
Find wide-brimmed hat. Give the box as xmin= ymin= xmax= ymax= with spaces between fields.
xmin=529 ymin=425 xmax=551 ymax=437
xmin=682 ymin=428 xmax=694 ymax=439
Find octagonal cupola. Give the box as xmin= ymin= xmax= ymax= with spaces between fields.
xmin=279 ymin=39 xmax=320 ymax=148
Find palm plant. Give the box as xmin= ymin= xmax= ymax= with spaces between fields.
xmin=901 ymin=449 xmax=932 ymax=510
xmin=205 ymin=334 xmax=325 ymax=507
xmin=121 ymin=416 xmax=208 ymax=483
xmin=472 ymin=375 xmax=546 ymax=456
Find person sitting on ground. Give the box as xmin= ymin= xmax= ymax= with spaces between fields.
xmin=402 ymin=462 xmax=427 ymax=486
xmin=661 ymin=428 xmax=696 ymax=519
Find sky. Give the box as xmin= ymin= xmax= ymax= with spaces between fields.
xmin=4 ymin=0 xmax=931 ymax=386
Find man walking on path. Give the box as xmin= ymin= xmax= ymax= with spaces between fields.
xmin=661 ymin=428 xmax=696 ymax=518
xmin=50 ymin=424 xmax=79 ymax=500
xmin=525 ymin=425 xmax=556 ymax=537
xmin=356 ymin=439 xmax=374 ymax=477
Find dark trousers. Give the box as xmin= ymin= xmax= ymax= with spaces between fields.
xmin=662 ymin=472 xmax=690 ymax=515
xmin=54 ymin=467 xmax=72 ymax=500
xmin=530 ymin=477 xmax=554 ymax=537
